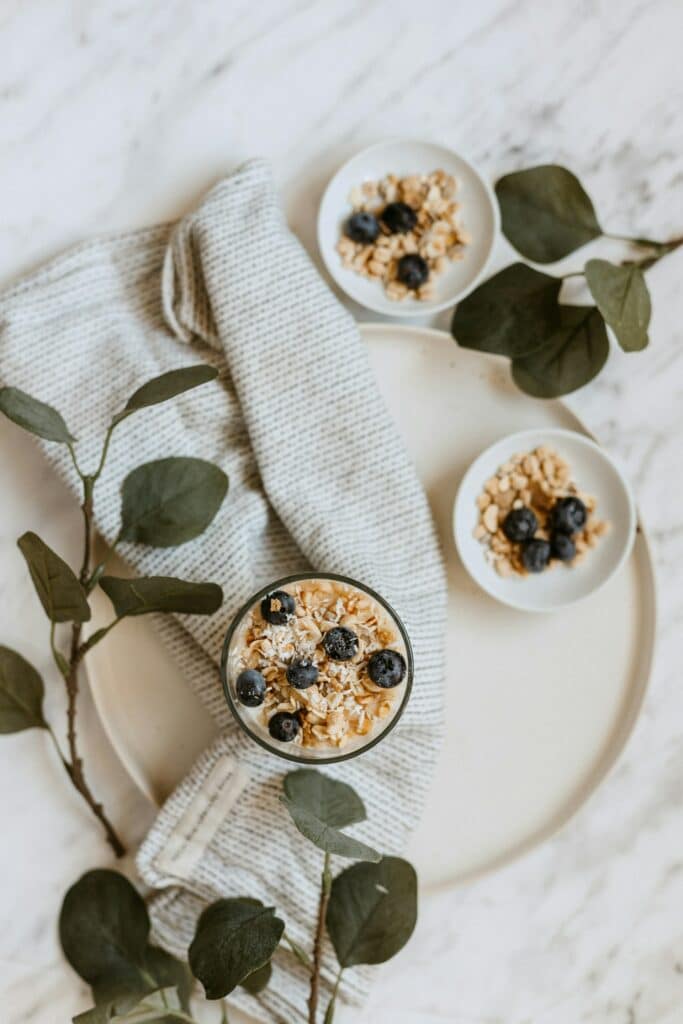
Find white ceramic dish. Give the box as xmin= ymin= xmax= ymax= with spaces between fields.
xmin=454 ymin=427 xmax=637 ymax=612
xmin=317 ymin=139 xmax=498 ymax=316
xmin=85 ymin=325 xmax=656 ymax=895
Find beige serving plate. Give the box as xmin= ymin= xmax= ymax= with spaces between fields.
xmin=86 ymin=324 xmax=656 ymax=891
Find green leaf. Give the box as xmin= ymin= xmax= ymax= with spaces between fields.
xmin=511 ymin=304 xmax=609 ymax=398
xmin=99 ymin=576 xmax=223 ymax=618
xmin=119 ymin=458 xmax=228 ymax=548
xmin=496 ymin=165 xmax=602 ymax=262
xmin=280 ymin=769 xmax=380 ymax=862
xmin=113 ymin=365 xmax=218 ymax=426
xmin=0 ymin=386 xmax=75 ymax=443
xmin=73 ymin=988 xmax=181 ymax=1024
xmin=0 ymin=646 xmax=47 ymax=733
xmin=452 ymin=263 xmax=562 ymax=358
xmin=60 ymin=870 xmax=151 ymax=995
xmin=326 ymin=857 xmax=418 ymax=968
xmin=240 ymin=960 xmax=272 ymax=994
xmin=189 ymin=897 xmax=284 ymax=1000
xmin=584 ymin=259 xmax=651 ymax=351
xmin=17 ymin=531 xmax=91 ymax=623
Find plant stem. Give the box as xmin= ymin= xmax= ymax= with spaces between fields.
xmin=283 ymin=932 xmax=313 ymax=971
xmin=92 ymin=423 xmax=116 ymax=483
xmin=45 ymin=721 xmax=73 ymax=780
xmin=64 ymin=618 xmax=126 ymax=857
xmin=77 ymin=618 xmax=122 ymax=659
xmin=308 ymin=851 xmax=332 ymax=1024
xmin=52 ymin=450 xmax=126 ymax=857
xmin=323 ymin=967 xmax=343 ymax=1024
xmin=604 ymin=231 xmax=678 ymax=249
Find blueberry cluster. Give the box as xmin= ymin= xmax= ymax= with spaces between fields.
xmin=502 ymin=496 xmax=587 ymax=574
xmin=344 ymin=203 xmax=429 ymax=291
xmin=234 ymin=589 xmax=407 ymax=744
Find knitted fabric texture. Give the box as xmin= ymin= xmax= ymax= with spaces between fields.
xmin=0 ymin=159 xmax=446 ymax=1022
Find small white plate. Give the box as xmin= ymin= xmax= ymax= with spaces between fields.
xmin=454 ymin=428 xmax=637 ymax=612
xmin=317 ymin=139 xmax=498 ymax=317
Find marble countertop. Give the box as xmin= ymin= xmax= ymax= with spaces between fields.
xmin=1 ymin=2 xmax=682 ymax=1022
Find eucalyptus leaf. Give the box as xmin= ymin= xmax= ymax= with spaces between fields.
xmin=585 ymin=259 xmax=651 ymax=351
xmin=326 ymin=857 xmax=418 ymax=968
xmin=90 ymin=945 xmax=190 ymax=1017
xmin=17 ymin=531 xmax=91 ymax=623
xmin=0 ymin=645 xmax=47 ymax=733
xmin=60 ymin=870 xmax=151 ymax=995
xmin=73 ymin=988 xmax=181 ymax=1024
xmin=0 ymin=386 xmax=75 ymax=443
xmin=496 ymin=165 xmax=602 ymax=262
xmin=511 ymin=304 xmax=609 ymax=398
xmin=119 ymin=458 xmax=228 ymax=548
xmin=281 ymin=770 xmax=380 ymax=862
xmin=113 ymin=365 xmax=218 ymax=426
xmin=189 ymin=897 xmax=284 ymax=1000
xmin=99 ymin=576 xmax=223 ymax=618
xmin=452 ymin=263 xmax=562 ymax=357
xmin=240 ymin=960 xmax=272 ymax=995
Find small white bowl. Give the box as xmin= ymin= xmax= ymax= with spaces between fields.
xmin=453 ymin=428 xmax=637 ymax=612
xmin=317 ymin=138 xmax=498 ymax=317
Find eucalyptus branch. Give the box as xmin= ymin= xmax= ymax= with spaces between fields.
xmin=60 ymin=774 xmax=417 ymax=1024
xmin=453 ymin=164 xmax=683 ymax=398
xmin=0 ymin=365 xmax=224 ymax=857
xmin=308 ymin=852 xmax=332 ymax=1024
xmin=57 ymin=461 xmax=127 ymax=857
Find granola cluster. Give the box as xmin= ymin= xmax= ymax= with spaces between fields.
xmin=337 ymin=169 xmax=470 ymax=302
xmin=231 ymin=579 xmax=406 ymax=750
xmin=474 ymin=446 xmax=609 ymax=577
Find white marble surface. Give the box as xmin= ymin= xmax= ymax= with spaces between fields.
xmin=1 ymin=1 xmax=682 ymax=1022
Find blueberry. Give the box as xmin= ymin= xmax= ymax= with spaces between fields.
xmin=550 ymin=496 xmax=587 ymax=535
xmin=521 ymin=538 xmax=551 ymax=573
xmin=322 ymin=626 xmax=358 ymax=661
xmin=268 ymin=711 xmax=301 ymax=743
xmin=235 ymin=669 xmax=266 ymax=707
xmin=502 ymin=506 xmax=538 ymax=543
xmin=381 ymin=201 xmax=417 ymax=234
xmin=396 ymin=254 xmax=429 ymax=290
xmin=367 ymin=649 xmax=406 ymax=689
xmin=551 ymin=531 xmax=576 ymax=562
xmin=286 ymin=659 xmax=319 ymax=689
xmin=260 ymin=589 xmax=295 ymax=625
xmin=344 ymin=211 xmax=380 ymax=244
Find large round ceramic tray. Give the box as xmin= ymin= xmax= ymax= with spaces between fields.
xmin=86 ymin=323 xmax=656 ymax=891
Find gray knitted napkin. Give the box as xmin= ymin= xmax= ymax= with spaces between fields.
xmin=0 ymin=159 xmax=446 ymax=1021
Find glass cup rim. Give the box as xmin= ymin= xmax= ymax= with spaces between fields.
xmin=220 ymin=571 xmax=414 ymax=765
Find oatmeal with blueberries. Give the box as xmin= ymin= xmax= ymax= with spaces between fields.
xmin=227 ymin=577 xmax=410 ymax=751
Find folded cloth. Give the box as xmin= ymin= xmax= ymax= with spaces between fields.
xmin=0 ymin=159 xmax=446 ymax=1021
